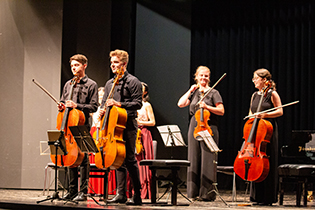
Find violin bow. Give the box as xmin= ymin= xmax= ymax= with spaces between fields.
xmin=198 ymin=73 xmax=227 ymax=104
xmin=243 ymin=100 xmax=299 ymax=120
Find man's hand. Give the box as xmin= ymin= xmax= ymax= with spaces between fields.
xmin=106 ymin=99 xmax=121 ymax=107
xmin=65 ymin=100 xmax=77 ymax=109
xmin=57 ymin=102 xmax=65 ymax=111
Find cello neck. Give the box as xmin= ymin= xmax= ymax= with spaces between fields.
xmin=60 ymin=76 xmax=79 ymax=131
xmin=100 ymin=67 xmax=124 ymax=131
xmin=246 ymin=81 xmax=272 ymax=143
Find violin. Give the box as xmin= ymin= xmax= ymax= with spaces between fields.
xmin=95 ymin=67 xmax=127 ymax=169
xmin=32 ymin=77 xmax=85 ymax=168
xmin=193 ymin=91 xmax=213 ymax=139
xmin=193 ymin=73 xmax=227 ymax=140
xmin=234 ymin=81 xmax=273 ymax=182
xmin=135 ymin=128 xmax=143 ymax=155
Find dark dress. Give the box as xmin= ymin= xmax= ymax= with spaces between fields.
xmin=187 ymin=89 xmax=223 ymax=201
xmin=249 ymin=90 xmax=278 ymax=205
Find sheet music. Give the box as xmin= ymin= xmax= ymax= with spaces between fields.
xmin=157 ymin=125 xmax=186 ymax=147
xmin=197 ymin=130 xmax=220 ymax=152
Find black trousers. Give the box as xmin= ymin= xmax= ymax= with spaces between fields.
xmin=116 ymin=117 xmax=141 ymax=196
xmin=69 ymin=153 xmax=90 ymax=195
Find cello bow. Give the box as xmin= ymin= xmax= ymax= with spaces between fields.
xmin=243 ymin=100 xmax=299 ymax=120
xmin=32 ymin=79 xmax=60 ymax=106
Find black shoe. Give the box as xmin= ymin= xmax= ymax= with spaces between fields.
xmin=107 ymin=194 xmax=127 ymax=204
xmin=126 ymin=194 xmax=142 ymax=205
xmin=73 ymin=192 xmax=87 ymax=202
xmin=62 ymin=192 xmax=76 ymax=200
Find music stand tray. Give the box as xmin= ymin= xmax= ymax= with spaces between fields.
xmin=47 ymin=130 xmax=67 ymax=155
xmin=157 ymin=125 xmax=187 ymax=147
xmin=69 ymin=125 xmax=98 ymax=153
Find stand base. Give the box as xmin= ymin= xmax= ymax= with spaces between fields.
xmin=207 ymin=184 xmax=230 ymax=207
xmin=158 ymin=183 xmax=191 ymax=204
xmin=37 ymin=191 xmax=62 ymax=204
xmin=191 ymin=183 xmax=229 ymax=207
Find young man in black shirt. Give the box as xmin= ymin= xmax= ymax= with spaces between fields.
xmin=58 ymin=54 xmax=98 ymax=202
xmin=100 ymin=49 xmax=143 ymax=205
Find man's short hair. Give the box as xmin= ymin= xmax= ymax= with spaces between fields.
xmin=109 ymin=49 xmax=129 ymax=65
xmin=70 ymin=54 xmax=88 ymax=66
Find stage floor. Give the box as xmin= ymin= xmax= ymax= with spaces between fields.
xmin=0 ymin=188 xmax=314 ymax=209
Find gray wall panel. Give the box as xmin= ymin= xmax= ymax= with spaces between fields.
xmin=0 ymin=0 xmax=63 ymax=189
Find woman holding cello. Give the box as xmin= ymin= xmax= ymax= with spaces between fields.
xmin=178 ymin=66 xmax=224 ymax=201
xmin=247 ymin=68 xmax=283 ymax=205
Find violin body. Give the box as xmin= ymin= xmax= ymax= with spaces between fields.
xmin=95 ymin=105 xmax=127 ymax=169
xmin=135 ymin=128 xmax=143 ymax=155
xmin=51 ymin=108 xmax=85 ymax=168
xmin=234 ymin=117 xmax=273 ymax=182
xmin=194 ymin=108 xmax=213 ymax=140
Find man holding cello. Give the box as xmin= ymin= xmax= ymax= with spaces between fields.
xmin=58 ymin=54 xmax=99 ymax=202
xmin=99 ymin=49 xmax=143 ymax=205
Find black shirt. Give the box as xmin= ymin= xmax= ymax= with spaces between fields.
xmin=188 ymin=89 xmax=223 ymax=126
xmin=101 ymin=71 xmax=142 ymax=118
xmin=60 ymin=75 xmax=99 ymax=124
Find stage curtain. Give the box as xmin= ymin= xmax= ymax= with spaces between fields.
xmin=191 ymin=0 xmax=315 ymax=174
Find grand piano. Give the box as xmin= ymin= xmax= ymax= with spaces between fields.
xmin=279 ymin=130 xmax=315 ymax=206
xmin=281 ymin=130 xmax=315 ymax=163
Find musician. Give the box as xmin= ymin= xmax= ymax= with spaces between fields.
xmin=178 ymin=66 xmax=224 ymax=201
xmin=58 ymin=54 xmax=99 ymax=201
xmin=249 ymin=68 xmax=283 ymax=205
xmin=136 ymin=82 xmax=156 ymax=199
xmin=100 ymin=49 xmax=143 ymax=205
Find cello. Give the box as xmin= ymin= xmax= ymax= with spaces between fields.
xmin=33 ymin=77 xmax=85 ymax=168
xmin=234 ymin=81 xmax=273 ymax=182
xmin=95 ymin=67 xmax=127 ymax=169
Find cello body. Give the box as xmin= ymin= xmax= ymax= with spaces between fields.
xmin=95 ymin=105 xmax=127 ymax=169
xmin=234 ymin=118 xmax=273 ymax=182
xmin=51 ymin=105 xmax=85 ymax=168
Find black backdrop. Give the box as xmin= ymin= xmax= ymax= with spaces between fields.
xmin=191 ymin=0 xmax=315 ymax=171
xmin=58 ymin=0 xmax=315 ymax=190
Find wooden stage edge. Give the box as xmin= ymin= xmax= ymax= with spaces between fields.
xmin=0 ymin=188 xmax=314 ymax=210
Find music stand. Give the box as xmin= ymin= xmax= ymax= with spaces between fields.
xmin=157 ymin=125 xmax=187 ymax=159
xmin=68 ymin=125 xmax=105 ymax=205
xmin=69 ymin=125 xmax=98 ymax=153
xmin=156 ymin=125 xmax=190 ymax=203
xmin=37 ymin=130 xmax=67 ymax=204
xmin=195 ymin=130 xmax=229 ymax=207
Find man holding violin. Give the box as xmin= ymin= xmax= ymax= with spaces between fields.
xmin=58 ymin=54 xmax=99 ymax=202
xmin=99 ymin=49 xmax=143 ymax=205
